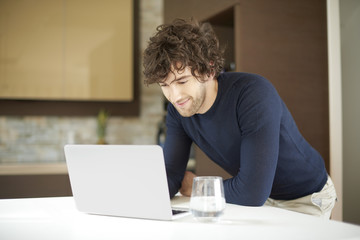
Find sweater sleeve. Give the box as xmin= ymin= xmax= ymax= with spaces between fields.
xmin=163 ymin=105 xmax=193 ymax=198
xmin=223 ymin=78 xmax=282 ymax=206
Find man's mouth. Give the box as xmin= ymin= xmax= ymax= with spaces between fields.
xmin=175 ymin=98 xmax=190 ymax=108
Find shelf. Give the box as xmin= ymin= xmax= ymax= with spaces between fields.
xmin=0 ymin=163 xmax=68 ymax=175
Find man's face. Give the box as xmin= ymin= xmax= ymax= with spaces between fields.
xmin=159 ymin=66 xmax=209 ymax=117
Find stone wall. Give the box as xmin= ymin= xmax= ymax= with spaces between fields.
xmin=0 ymin=0 xmax=164 ymax=164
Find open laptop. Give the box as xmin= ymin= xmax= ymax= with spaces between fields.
xmin=64 ymin=144 xmax=189 ymax=220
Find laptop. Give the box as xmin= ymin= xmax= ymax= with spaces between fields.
xmin=64 ymin=144 xmax=189 ymax=220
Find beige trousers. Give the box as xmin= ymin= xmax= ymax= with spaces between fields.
xmin=265 ymin=176 xmax=337 ymax=219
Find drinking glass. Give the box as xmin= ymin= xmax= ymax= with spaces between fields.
xmin=189 ymin=176 xmax=226 ymax=222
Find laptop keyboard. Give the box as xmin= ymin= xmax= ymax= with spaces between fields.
xmin=172 ymin=209 xmax=188 ymax=215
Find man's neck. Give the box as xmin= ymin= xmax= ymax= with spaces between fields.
xmin=197 ymin=78 xmax=218 ymax=114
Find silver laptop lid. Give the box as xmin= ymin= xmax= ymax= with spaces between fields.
xmin=64 ymin=144 xmax=174 ymax=220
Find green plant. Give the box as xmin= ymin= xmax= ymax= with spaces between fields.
xmin=97 ymin=109 xmax=110 ymax=144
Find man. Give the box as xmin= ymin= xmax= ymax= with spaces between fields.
xmin=143 ymin=18 xmax=336 ymax=218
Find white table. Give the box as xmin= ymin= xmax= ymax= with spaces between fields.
xmin=0 ymin=196 xmax=359 ymax=240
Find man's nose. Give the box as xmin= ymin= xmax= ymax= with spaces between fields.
xmin=169 ymin=85 xmax=181 ymax=102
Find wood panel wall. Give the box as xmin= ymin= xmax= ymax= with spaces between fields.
xmin=165 ymin=0 xmax=329 ymax=176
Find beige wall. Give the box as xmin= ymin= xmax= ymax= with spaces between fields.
xmin=327 ymin=0 xmax=343 ymax=222
xmin=340 ymin=0 xmax=360 ymax=225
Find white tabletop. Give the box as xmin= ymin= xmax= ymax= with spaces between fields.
xmin=0 ymin=196 xmax=359 ymax=240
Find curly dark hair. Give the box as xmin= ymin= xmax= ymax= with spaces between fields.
xmin=143 ymin=18 xmax=225 ymax=85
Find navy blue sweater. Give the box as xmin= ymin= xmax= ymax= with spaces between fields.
xmin=163 ymin=72 xmax=328 ymax=206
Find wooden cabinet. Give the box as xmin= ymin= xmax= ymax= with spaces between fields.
xmin=0 ymin=0 xmax=133 ymax=101
xmin=165 ymin=0 xmax=329 ymax=177
xmin=0 ymin=1 xmax=64 ymax=99
xmin=0 ymin=0 xmax=139 ymax=116
xmin=63 ymin=0 xmax=133 ymax=101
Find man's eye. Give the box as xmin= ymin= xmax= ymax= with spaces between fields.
xmin=178 ymin=81 xmax=187 ymax=85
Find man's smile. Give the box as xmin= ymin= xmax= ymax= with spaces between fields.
xmin=175 ymin=98 xmax=190 ymax=108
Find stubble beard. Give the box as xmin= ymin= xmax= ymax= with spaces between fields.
xmin=175 ymin=91 xmax=206 ymax=117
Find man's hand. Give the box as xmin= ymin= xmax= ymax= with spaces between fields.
xmin=179 ymin=171 xmax=197 ymax=197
